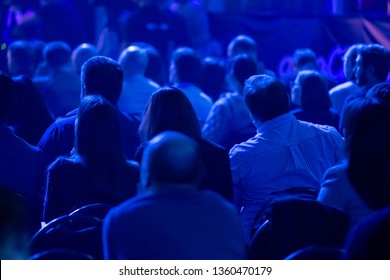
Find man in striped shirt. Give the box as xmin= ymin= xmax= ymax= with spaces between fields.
xmin=229 ymin=75 xmax=344 ymax=240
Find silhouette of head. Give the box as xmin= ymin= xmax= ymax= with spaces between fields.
xmin=141 ymin=131 xmax=200 ymax=190
xmin=244 ymin=74 xmax=290 ymax=123
xmin=81 ymin=56 xmax=124 ymax=105
xmin=7 ymin=41 xmax=35 ymax=78
xmin=71 ymin=43 xmax=99 ymax=75
xmin=118 ymin=45 xmax=148 ymax=77
xmin=139 ymin=86 xmax=201 ymax=142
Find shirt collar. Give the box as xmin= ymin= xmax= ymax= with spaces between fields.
xmin=256 ymin=113 xmax=296 ymax=133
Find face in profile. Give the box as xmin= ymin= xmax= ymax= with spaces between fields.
xmin=354 ymin=55 xmax=368 ymax=87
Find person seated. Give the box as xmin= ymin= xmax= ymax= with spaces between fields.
xmin=6 ymin=40 xmax=35 ymax=78
xmin=70 ymin=43 xmax=99 ymax=76
xmin=227 ymin=34 xmax=275 ymax=78
xmin=229 ymin=74 xmax=344 ymax=240
xmin=169 ymin=47 xmax=213 ymax=126
xmin=318 ymin=97 xmax=390 ymax=225
xmin=103 ymin=131 xmax=245 ymax=260
xmin=43 ymin=95 xmax=139 ymax=222
xmin=136 ymin=86 xmax=233 ymax=201
xmin=117 ymin=45 xmax=160 ymax=119
xmin=37 ymin=56 xmax=141 ymax=167
xmin=280 ymin=48 xmax=337 ymax=103
xmin=33 ymin=41 xmax=81 ymax=118
xmin=0 ymin=72 xmax=44 ymax=214
xmin=291 ymin=70 xmax=340 ymax=130
xmin=329 ymin=44 xmax=363 ymax=115
xmin=202 ymin=54 xmax=257 ymax=150
xmin=7 ymin=75 xmax=54 ymax=146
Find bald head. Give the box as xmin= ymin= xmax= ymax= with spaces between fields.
xmin=119 ymin=45 xmax=148 ymax=77
xmin=141 ymin=131 xmax=200 ymax=190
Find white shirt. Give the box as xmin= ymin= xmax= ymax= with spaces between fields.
xmin=229 ymin=113 xmax=344 ymax=239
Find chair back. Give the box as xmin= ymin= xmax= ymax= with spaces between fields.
xmin=28 ymin=214 xmax=103 ymax=259
xmin=248 ymin=197 xmax=350 ymax=260
xmin=69 ymin=203 xmax=113 ymax=221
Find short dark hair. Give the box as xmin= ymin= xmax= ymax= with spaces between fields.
xmin=171 ymin=47 xmax=201 ymax=84
xmin=81 ymin=56 xmax=124 ymax=105
xmin=227 ymin=35 xmax=257 ymax=59
xmin=244 ymin=75 xmax=290 ymax=122
xmin=43 ymin=41 xmax=71 ymax=67
xmin=229 ymin=54 xmax=258 ymax=86
xmin=0 ymin=72 xmax=16 ymax=121
xmin=297 ymin=70 xmax=332 ymax=111
xmin=359 ymin=44 xmax=390 ymax=82
xmin=293 ymin=48 xmax=317 ymax=69
xmin=7 ymin=40 xmax=35 ymax=77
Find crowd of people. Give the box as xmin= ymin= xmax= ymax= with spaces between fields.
xmin=1 ymin=0 xmax=390 ymax=260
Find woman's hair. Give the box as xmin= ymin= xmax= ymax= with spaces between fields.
xmin=296 ymin=70 xmax=331 ymax=111
xmin=73 ymin=95 xmax=129 ymax=199
xmin=343 ymin=97 xmax=390 ymax=210
xmin=138 ymin=86 xmax=201 ymax=142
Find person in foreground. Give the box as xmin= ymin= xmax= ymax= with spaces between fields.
xmin=103 ymin=131 xmax=245 ymax=260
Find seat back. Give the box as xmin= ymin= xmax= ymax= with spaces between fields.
xmin=248 ymin=197 xmax=350 ymax=260
xmin=69 ymin=203 xmax=113 ymax=221
xmin=284 ymin=246 xmax=345 ymax=260
xmin=28 ymin=214 xmax=103 ymax=259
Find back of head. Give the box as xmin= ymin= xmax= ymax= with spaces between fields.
xmin=170 ymin=47 xmax=201 ymax=84
xmin=200 ymin=56 xmax=227 ymax=100
xmin=7 ymin=41 xmax=35 ymax=77
xmin=342 ymin=97 xmax=390 ymax=210
xmin=344 ymin=207 xmax=390 ymax=259
xmin=343 ymin=44 xmax=363 ymax=81
xmin=71 ymin=43 xmax=99 ymax=75
xmin=118 ymin=45 xmax=148 ymax=76
xmin=75 ymin=95 xmax=122 ymax=163
xmin=141 ymin=131 xmax=200 ymax=189
xmin=227 ymin=34 xmax=257 ymax=61
xmin=139 ymin=86 xmax=201 ymax=142
xmin=366 ymin=82 xmax=390 ymax=103
xmin=293 ymin=48 xmax=317 ymax=70
xmin=81 ymin=56 xmax=124 ymax=105
xmin=244 ymin=75 xmax=290 ymax=122
xmin=43 ymin=41 xmax=72 ymax=68
xmin=229 ymin=54 xmax=258 ymax=86
xmin=0 ymin=72 xmax=16 ymax=123
xmin=296 ymin=70 xmax=331 ymax=111
xmin=359 ymin=44 xmax=390 ymax=82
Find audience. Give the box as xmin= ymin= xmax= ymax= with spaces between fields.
xmin=366 ymin=81 xmax=390 ymax=103
xmin=103 ymin=131 xmax=245 ymax=260
xmin=291 ymin=70 xmax=340 ymax=129
xmin=318 ymin=97 xmax=390 ymax=225
xmin=199 ymin=56 xmax=227 ymax=102
xmin=229 ymin=74 xmax=344 ymax=240
xmin=117 ymin=45 xmax=160 ymax=119
xmin=43 ymin=95 xmax=139 ymax=222
xmin=8 ymin=75 xmax=54 ymax=146
xmin=137 ymin=86 xmax=233 ymax=201
xmin=0 ymin=72 xmax=44 ymax=214
xmin=202 ymin=54 xmax=257 ymax=150
xmin=37 ymin=56 xmax=141 ymax=167
xmin=169 ymin=47 xmax=213 ymax=126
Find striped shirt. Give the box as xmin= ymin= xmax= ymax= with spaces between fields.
xmin=229 ymin=113 xmax=344 ymax=239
